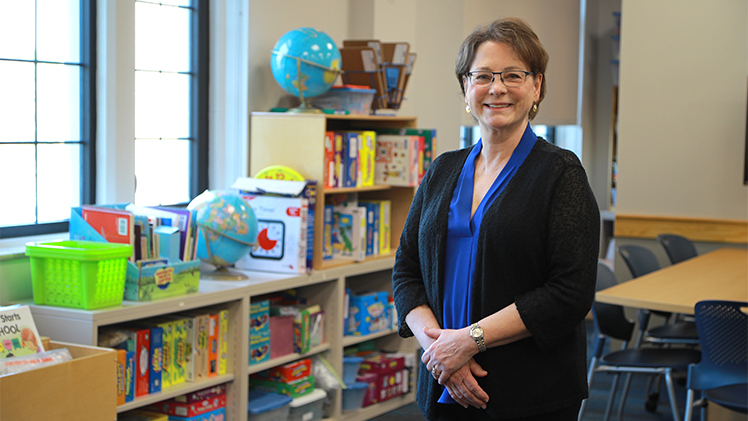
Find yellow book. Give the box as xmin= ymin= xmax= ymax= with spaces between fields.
xmin=357 ymin=131 xmax=376 ymax=187
xmin=219 ymin=309 xmax=229 ymax=375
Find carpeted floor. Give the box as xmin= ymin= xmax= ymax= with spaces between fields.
xmin=369 ymin=320 xmax=701 ymax=421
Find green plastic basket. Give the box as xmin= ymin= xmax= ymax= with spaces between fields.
xmin=25 ymin=240 xmax=133 ymax=310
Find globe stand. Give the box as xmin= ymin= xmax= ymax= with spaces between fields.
xmin=200 ymin=265 xmax=249 ymax=281
xmin=272 ymin=51 xmax=341 ymax=114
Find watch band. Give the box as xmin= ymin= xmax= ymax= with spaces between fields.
xmin=471 ymin=323 xmax=487 ymax=352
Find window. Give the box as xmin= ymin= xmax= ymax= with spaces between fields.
xmin=0 ymin=0 xmax=95 ymax=238
xmin=0 ymin=0 xmax=208 ymax=239
xmin=134 ymin=0 xmax=208 ymax=206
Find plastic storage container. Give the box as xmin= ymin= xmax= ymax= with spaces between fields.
xmin=287 ymin=388 xmax=326 ymax=421
xmin=248 ymin=390 xmax=292 ymax=421
xmin=310 ymin=85 xmax=376 ymax=115
xmin=341 ymin=382 xmax=369 ymax=412
xmin=342 ymin=356 xmax=363 ymax=384
xmin=25 ymin=240 xmax=132 ymax=309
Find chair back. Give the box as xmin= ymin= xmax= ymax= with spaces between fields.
xmin=657 ymin=234 xmax=698 ymax=265
xmin=688 ymin=300 xmax=748 ymax=391
xmin=618 ymin=245 xmax=661 ymax=278
xmin=593 ymin=263 xmax=635 ymax=342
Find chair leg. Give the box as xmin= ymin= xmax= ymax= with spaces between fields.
xmin=577 ymin=356 xmax=598 ymax=421
xmin=603 ymin=374 xmax=621 ymax=421
xmin=616 ymin=373 xmax=633 ymax=420
xmin=663 ymin=369 xmax=681 ymax=421
xmin=684 ymin=388 xmax=695 ymax=421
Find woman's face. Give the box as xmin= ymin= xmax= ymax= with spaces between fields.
xmin=464 ymin=41 xmax=542 ymax=137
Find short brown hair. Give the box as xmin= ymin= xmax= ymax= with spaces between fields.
xmin=455 ymin=17 xmax=548 ymax=120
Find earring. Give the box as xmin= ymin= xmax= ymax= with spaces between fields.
xmin=532 ymin=104 xmax=538 ymax=113
xmin=466 ymin=105 xmax=471 ymax=113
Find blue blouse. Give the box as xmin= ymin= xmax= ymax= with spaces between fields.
xmin=438 ymin=123 xmax=537 ymax=403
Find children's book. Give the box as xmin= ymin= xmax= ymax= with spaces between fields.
xmin=374 ymin=134 xmax=420 ymax=186
xmin=323 ymin=205 xmax=334 ymax=260
xmin=343 ymin=131 xmax=359 ymax=188
xmin=81 ymin=205 xmax=135 ymax=260
xmin=218 ymin=309 xmax=229 ymax=375
xmin=332 ymin=206 xmax=366 ymax=261
xmin=208 ymin=313 xmax=219 ymax=377
xmin=324 ymin=131 xmax=336 ymax=188
xmin=147 ymin=326 xmax=163 ymax=394
xmin=0 ymin=305 xmax=45 ymax=358
xmin=124 ymin=327 xmax=151 ymax=397
xmin=358 ymin=131 xmax=376 ymax=187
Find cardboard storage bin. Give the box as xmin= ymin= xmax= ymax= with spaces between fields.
xmin=0 ymin=341 xmax=117 ymax=420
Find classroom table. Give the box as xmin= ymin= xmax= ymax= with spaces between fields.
xmin=596 ymin=247 xmax=748 ymax=315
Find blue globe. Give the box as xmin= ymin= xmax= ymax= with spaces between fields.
xmin=271 ymin=27 xmax=341 ymax=99
xmin=188 ymin=190 xmax=258 ymax=268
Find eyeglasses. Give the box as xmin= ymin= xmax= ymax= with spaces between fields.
xmin=466 ymin=70 xmax=535 ymax=87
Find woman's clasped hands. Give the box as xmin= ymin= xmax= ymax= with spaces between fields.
xmin=421 ymin=326 xmax=490 ymax=409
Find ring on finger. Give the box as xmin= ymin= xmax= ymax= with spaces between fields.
xmin=431 ymin=366 xmax=440 ymax=378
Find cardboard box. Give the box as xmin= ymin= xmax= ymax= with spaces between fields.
xmin=232 ymin=178 xmax=317 ymax=274
xmin=249 ymin=336 xmax=270 ymax=365
xmin=347 ymin=291 xmax=390 ymax=336
xmin=357 ymin=353 xmax=405 ymax=407
xmin=0 ymin=341 xmax=117 ymax=420
xmin=254 ymin=358 xmax=312 ymax=383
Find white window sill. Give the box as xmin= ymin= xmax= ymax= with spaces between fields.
xmin=0 ymin=232 xmax=69 ymax=261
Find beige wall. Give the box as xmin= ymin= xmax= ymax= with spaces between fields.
xmin=245 ymin=0 xmax=584 ymax=159
xmin=616 ymin=0 xmax=748 ymax=220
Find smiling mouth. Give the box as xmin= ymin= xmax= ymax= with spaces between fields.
xmin=486 ymin=104 xmax=510 ymax=108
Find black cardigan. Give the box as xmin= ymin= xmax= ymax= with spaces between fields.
xmin=392 ymin=138 xmax=600 ymax=419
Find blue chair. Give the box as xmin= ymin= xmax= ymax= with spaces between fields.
xmin=656 ymin=233 xmax=698 ymax=265
xmin=684 ymin=300 xmax=748 ymax=421
xmin=578 ymin=263 xmax=702 ymax=421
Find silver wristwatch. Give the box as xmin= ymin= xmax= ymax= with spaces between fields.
xmin=470 ymin=323 xmax=487 ymax=352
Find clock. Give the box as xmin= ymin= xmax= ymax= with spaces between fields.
xmin=251 ymin=220 xmax=285 ymax=260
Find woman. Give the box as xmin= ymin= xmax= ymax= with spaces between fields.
xmin=392 ymin=17 xmax=600 ymax=420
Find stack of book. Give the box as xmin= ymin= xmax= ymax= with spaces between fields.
xmin=323 ymin=128 xmax=436 ymax=189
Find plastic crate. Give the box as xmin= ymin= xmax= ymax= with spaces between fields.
xmin=310 ymin=85 xmax=376 ymax=115
xmin=25 ymin=240 xmax=132 ymax=309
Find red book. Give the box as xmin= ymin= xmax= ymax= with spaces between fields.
xmin=324 ymin=131 xmax=336 ymax=188
xmin=125 ymin=327 xmax=151 ymax=397
xmin=208 ymin=313 xmax=219 ymax=377
xmin=81 ymin=205 xmax=135 ymax=259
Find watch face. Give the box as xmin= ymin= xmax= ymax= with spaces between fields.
xmin=251 ymin=220 xmax=285 ymax=260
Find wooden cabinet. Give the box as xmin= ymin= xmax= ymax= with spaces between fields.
xmin=250 ymin=112 xmax=418 ymax=269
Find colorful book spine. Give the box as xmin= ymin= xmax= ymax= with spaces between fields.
xmin=126 ymin=327 xmax=151 ymax=397
xmin=323 ymin=205 xmax=334 ymax=260
xmin=156 ymin=320 xmax=173 ymax=389
xmin=148 ymin=326 xmax=163 ymax=394
xmin=218 ymin=309 xmax=229 ymax=375
xmin=357 ymin=130 xmax=376 ymax=187
xmin=116 ymin=349 xmax=127 ymax=406
xmin=375 ymin=134 xmax=419 ymax=186
xmin=208 ymin=313 xmax=219 ymax=377
xmin=334 ymin=132 xmax=345 ymax=188
xmin=124 ymin=350 xmax=135 ymax=402
xmin=360 ymin=201 xmax=380 ymax=256
xmin=170 ymin=317 xmax=188 ymax=386
xmin=324 ymin=131 xmax=336 ymax=188
xmin=343 ymin=131 xmax=359 ymax=188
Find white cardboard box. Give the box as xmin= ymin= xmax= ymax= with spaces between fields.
xmin=232 ymin=178 xmax=315 ymax=274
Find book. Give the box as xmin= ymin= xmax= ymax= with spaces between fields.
xmin=324 ymin=131 xmax=336 ymax=188
xmin=116 ymin=349 xmax=127 ymax=405
xmin=0 ymin=304 xmax=45 ymax=358
xmin=334 ymin=132 xmax=345 ymax=188
xmin=343 ymin=131 xmax=359 ymax=188
xmin=181 ymin=313 xmax=209 ymax=382
xmin=124 ymin=327 xmax=151 ymax=397
xmin=332 ymin=206 xmax=367 ymax=261
xmin=208 ymin=313 xmax=219 ymax=377
xmin=363 ymin=200 xmax=391 ymax=255
xmin=322 ymin=205 xmax=334 ymax=260
xmin=147 ymin=326 xmax=163 ymax=394
xmin=357 ymin=130 xmax=376 ymax=187
xmin=81 ymin=205 xmax=135 ymax=260
xmin=377 ymin=127 xmax=437 ymax=183
xmin=168 ymin=317 xmax=188 ymax=386
xmin=359 ymin=201 xmax=380 ymax=256
xmin=218 ymin=309 xmax=229 ymax=375
xmin=124 ymin=350 xmax=135 ymax=402
xmin=375 ymin=134 xmax=420 ymax=186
